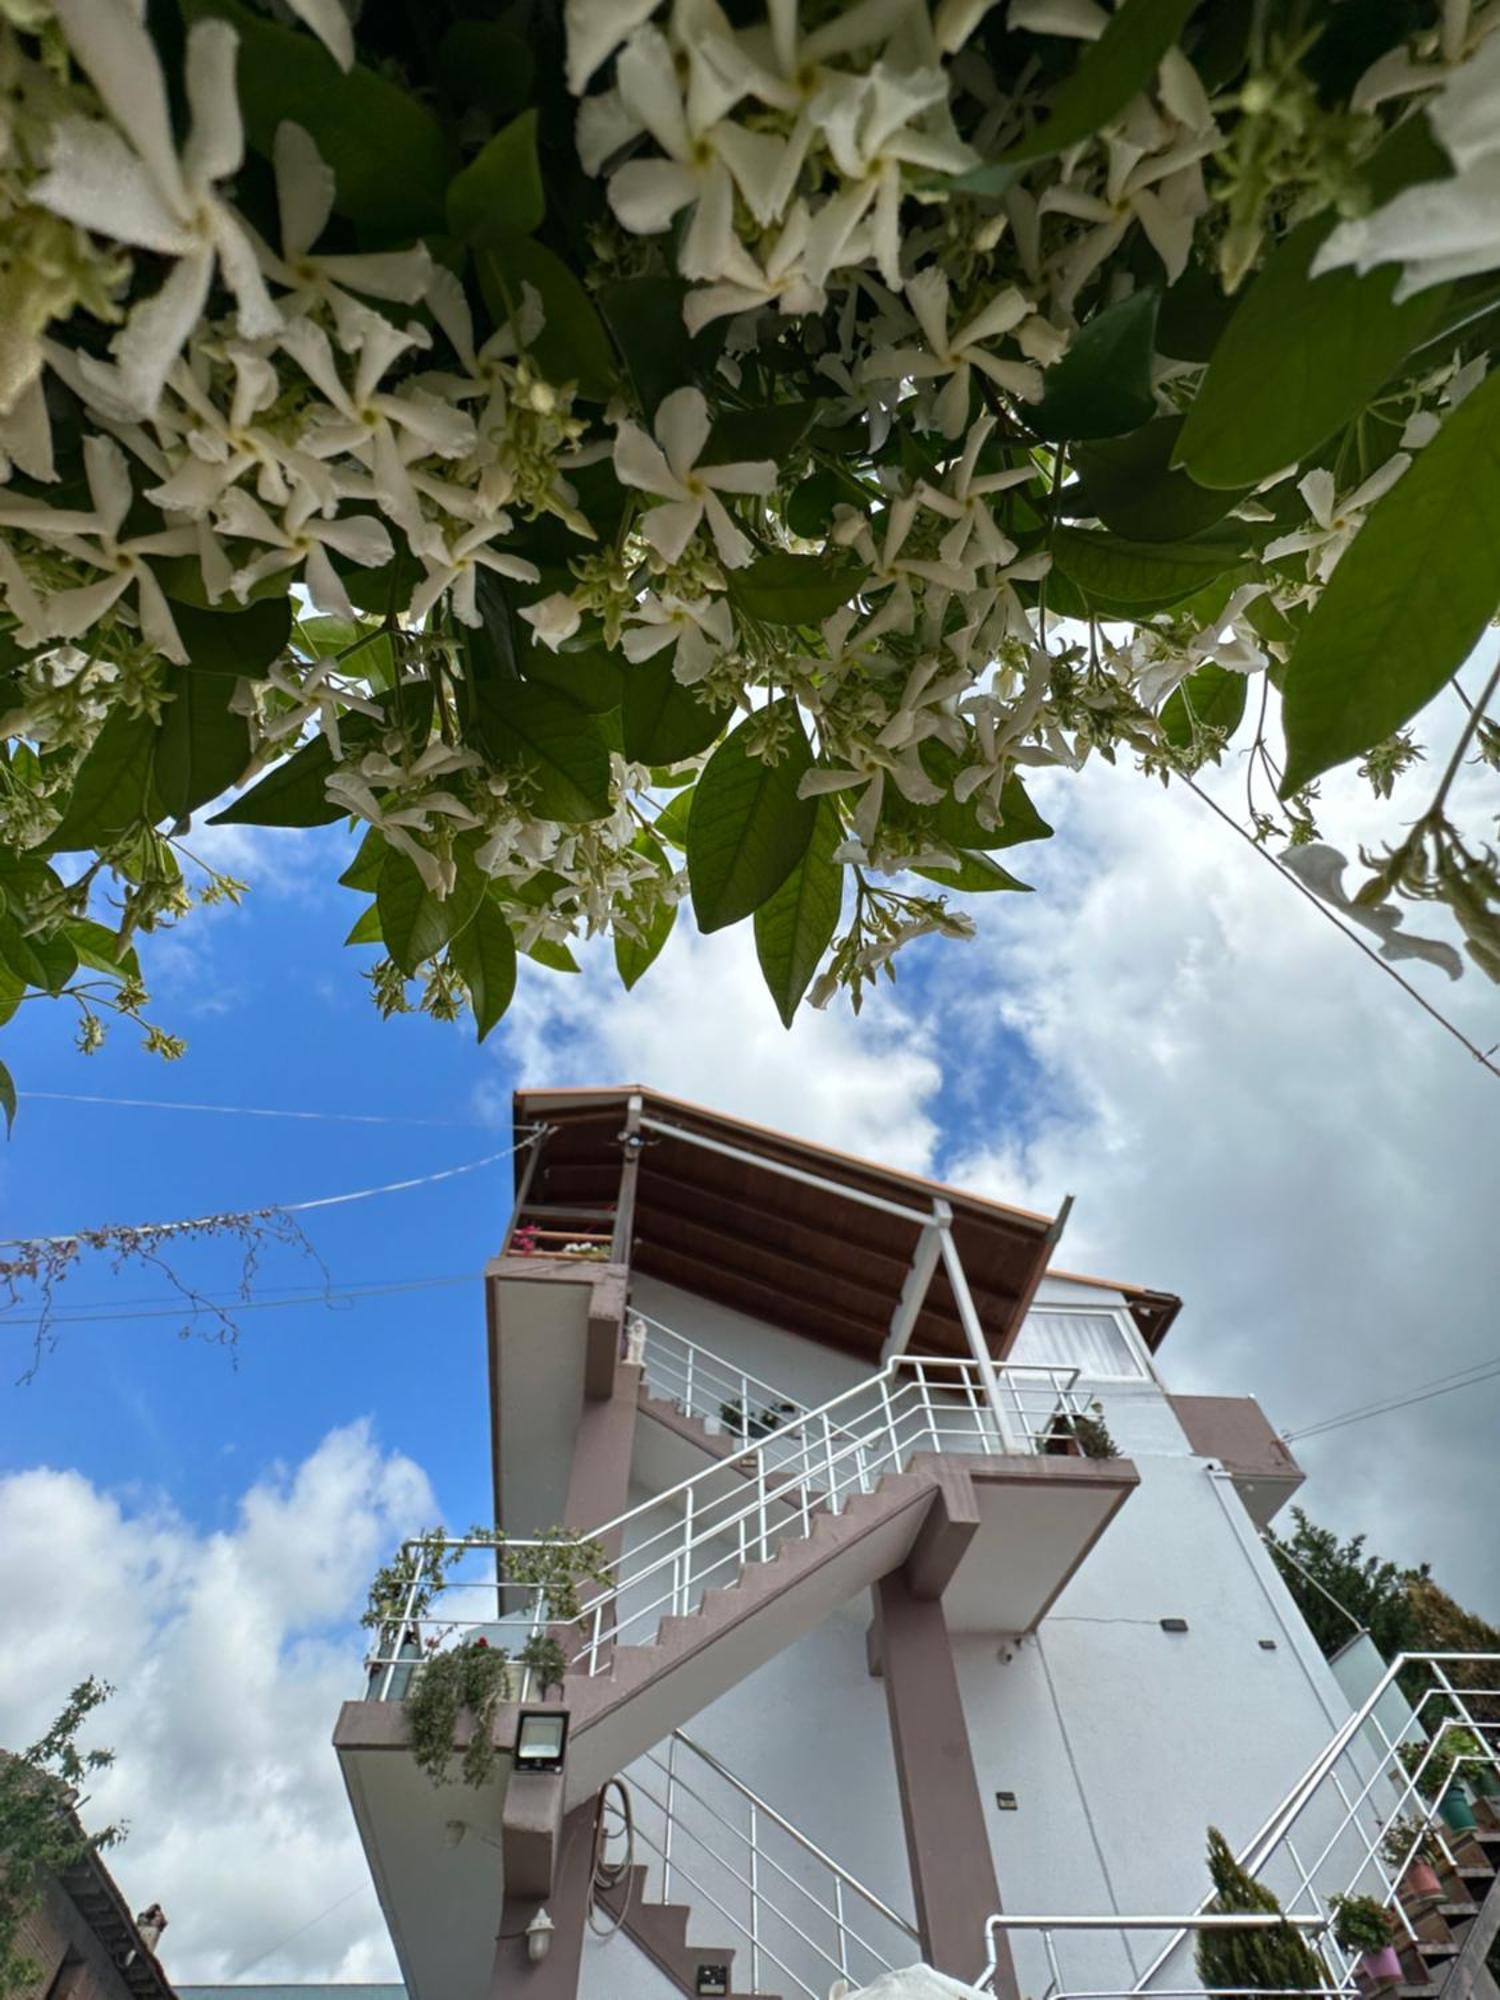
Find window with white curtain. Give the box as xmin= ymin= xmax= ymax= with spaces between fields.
xmin=1009 ymin=1308 xmax=1149 ymax=1380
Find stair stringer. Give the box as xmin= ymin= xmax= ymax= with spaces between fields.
xmin=561 ymin=1464 xmax=945 ymax=1809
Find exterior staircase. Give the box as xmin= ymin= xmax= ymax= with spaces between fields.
xmin=594 ymin=1730 xmax=920 ymax=2000
xmin=558 ymin=1459 xmax=943 ymax=1808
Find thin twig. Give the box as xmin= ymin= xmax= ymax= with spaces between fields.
xmin=1425 ymin=655 xmax=1500 ymax=824
xmin=1183 ymin=776 xmax=1500 ymax=1084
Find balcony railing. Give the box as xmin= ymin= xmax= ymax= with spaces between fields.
xmin=364 ymin=1318 xmax=1111 ymax=1696
xmin=975 ymin=1650 xmax=1500 ymax=1999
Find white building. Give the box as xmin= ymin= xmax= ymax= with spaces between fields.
xmin=335 ymin=1086 xmax=1500 ymax=2000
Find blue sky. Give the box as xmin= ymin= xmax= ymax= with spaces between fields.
xmin=2 ymin=739 xmax=1498 ymax=1982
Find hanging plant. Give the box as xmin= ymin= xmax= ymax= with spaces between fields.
xmin=405 ymin=1638 xmax=516 ymax=1789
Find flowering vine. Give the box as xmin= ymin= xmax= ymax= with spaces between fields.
xmin=1 ymin=0 xmax=1498 ymax=1102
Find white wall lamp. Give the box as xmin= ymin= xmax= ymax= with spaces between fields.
xmin=526 ymin=1908 xmax=554 ymax=1964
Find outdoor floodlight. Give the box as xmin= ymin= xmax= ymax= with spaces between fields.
xmin=514 ymin=1708 xmax=569 ymax=1773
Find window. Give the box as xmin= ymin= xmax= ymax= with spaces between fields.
xmin=1009 ymin=1308 xmax=1148 ymax=1380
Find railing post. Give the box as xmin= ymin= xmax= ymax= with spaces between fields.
xmin=749 ymin=1801 xmax=761 ymax=1993
xmin=1042 ymin=1926 xmax=1062 ymax=2000
xmin=835 ymin=1874 xmax=849 ymax=1982
xmin=938 ymin=1223 xmax=1022 ymax=1454
xmin=757 ymin=1454 xmax=770 ymax=1564
xmin=685 ymin=1340 xmax=696 ymax=1421
xmin=664 ymin=1732 xmax=676 ymax=1906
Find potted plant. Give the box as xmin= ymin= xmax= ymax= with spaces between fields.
xmin=1330 ymin=1894 xmax=1401 ymax=1990
xmin=1381 ymin=1815 xmax=1443 ymax=1909
xmin=1400 ymin=1734 xmax=1479 ymax=1832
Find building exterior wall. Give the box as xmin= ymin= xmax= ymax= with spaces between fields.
xmin=13 ymin=1877 xmax=145 ymax=2000
xmin=586 ymin=1272 xmax=1373 ymax=1999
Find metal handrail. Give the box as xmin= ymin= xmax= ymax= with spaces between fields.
xmin=615 ymin=1729 xmax=918 ymax=2000
xmin=366 ymin=1325 xmax=1098 ymax=1691
xmin=1125 ymin=1649 xmax=1500 ymax=1993
xmin=669 ymin=1730 xmax=920 ymax=1941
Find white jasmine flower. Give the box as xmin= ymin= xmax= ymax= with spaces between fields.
xmin=262 ymin=124 xmax=433 ymax=337
xmin=1264 ymin=457 xmax=1411 ymax=583
xmin=1008 ymin=0 xmax=1109 ymax=38
xmin=603 ymin=27 xmax=790 ymax=279
xmin=864 ymin=269 xmax=1041 ymax=436
xmin=408 ymin=520 xmax=541 ymax=627
xmin=0 ymin=435 xmax=196 ymax=658
xmin=217 ymin=482 xmax=395 ymax=618
xmin=1281 ymin=844 xmax=1462 ymax=978
xmin=622 ymin=591 xmax=734 ymax=684
xmin=33 ymin=7 xmax=281 ymax=415
xmin=520 ymin=593 xmax=586 ymax=652
xmin=563 ymin=0 xmax=658 ymax=94
xmin=682 ymin=203 xmax=827 ymax=335
xmin=281 ymin=0 xmax=356 ymax=69
xmin=612 ymin=385 xmax=775 ymax=567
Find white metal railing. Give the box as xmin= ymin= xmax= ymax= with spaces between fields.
xmin=365 ymin=1341 xmax=1100 ymax=1693
xmin=611 ymin=1729 xmax=920 ymax=2000
xmin=975 ymin=1651 xmax=1500 ymax=2000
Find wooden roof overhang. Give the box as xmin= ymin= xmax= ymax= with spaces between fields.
xmin=509 ymin=1086 xmax=1136 ymax=1364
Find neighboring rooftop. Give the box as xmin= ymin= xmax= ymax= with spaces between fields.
xmin=510 ymin=1085 xmax=1180 ymax=1360
xmin=176 ymin=1989 xmax=405 ymax=1998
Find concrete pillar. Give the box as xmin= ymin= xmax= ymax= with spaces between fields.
xmin=874 ymin=1572 xmax=1017 ymax=1999
xmin=490 ymin=1796 xmax=598 ymax=1998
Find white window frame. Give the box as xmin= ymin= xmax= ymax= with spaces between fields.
xmin=1010 ymin=1301 xmax=1160 ymax=1384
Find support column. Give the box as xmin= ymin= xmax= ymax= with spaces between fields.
xmin=490 ymin=1796 xmax=598 ymax=1998
xmin=874 ymin=1572 xmax=1018 ymax=1999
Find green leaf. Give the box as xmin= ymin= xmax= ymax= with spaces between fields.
xmin=704 ymin=402 xmax=820 ymax=466
xmin=375 ymin=846 xmax=484 ymax=975
xmin=345 ymin=901 xmax=383 ymax=946
xmin=436 ymin=22 xmax=535 ymax=121
xmin=339 ymin=827 xmax=387 ymax=892
xmin=478 ymin=241 xmax=616 ymax=401
xmin=1030 ymin=291 xmax=1159 ymax=441
xmin=1071 ymin=418 xmax=1245 ymax=541
xmin=521 ymin=643 xmax=624 ymax=714
xmin=615 ymin=885 xmax=677 ymax=991
xmin=66 ymin=918 xmax=140 ymax=982
xmin=597 ymin=276 xmax=721 ymax=420
xmin=0 ymin=1057 xmax=13 ymax=1137
xmin=1052 ymin=527 xmax=1243 ymax=613
xmin=912 ymin=851 xmax=1032 ymax=893
xmin=172 ymin=596 xmax=292 ymax=678
xmin=1281 ymin=368 xmax=1500 ymax=793
xmin=1004 ymin=0 xmax=1197 ymax=162
xmin=1175 ymin=123 xmax=1451 ymax=489
xmin=446 ymin=109 xmax=544 ymax=245
xmin=727 ymin=553 xmax=867 ymax=626
xmin=753 ymin=799 xmax=843 ymax=1026
xmin=1159 ymin=664 xmax=1249 ymax=749
xmin=622 ymin=655 xmax=733 ymax=765
xmin=450 ymin=900 xmax=517 ymax=1039
xmin=50 ymin=709 xmax=156 ymax=850
xmin=527 ymin=936 xmax=579 ymax=972
xmin=211 ymin=735 xmax=343 ymax=827
xmin=885 ymin=755 xmax=1055 ymax=854
xmin=689 ymin=701 xmax=816 ymax=932
xmin=183 ymin=0 xmax=452 ymax=234
xmin=154 ymin=666 xmax=252 ymax=819
xmin=473 ymin=679 xmax=612 ymax=823
xmin=653 ymin=786 xmax=694 ymax=850
xmin=28 ymin=929 xmax=77 ymax=995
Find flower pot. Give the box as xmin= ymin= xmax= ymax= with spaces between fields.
xmin=1439 ymin=1785 xmax=1478 ymax=1832
xmin=1357 ymin=1944 xmax=1403 ymax=1989
xmin=1399 ymin=1859 xmax=1442 ymax=1909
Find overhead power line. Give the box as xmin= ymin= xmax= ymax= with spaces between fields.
xmin=1285 ymin=1351 xmax=1500 ymax=1443
xmin=18 ymin=1089 xmax=490 ymax=1127
xmin=0 ymin=1128 xmax=547 ymax=1249
xmin=0 ymin=1271 xmax=480 ymax=1329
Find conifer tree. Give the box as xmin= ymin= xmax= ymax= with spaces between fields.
xmin=1196 ymin=1828 xmax=1326 ymax=1993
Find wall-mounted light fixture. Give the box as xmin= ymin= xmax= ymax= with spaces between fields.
xmin=515 ymin=1708 xmax=569 ymax=1774
xmin=995 ymin=1791 xmax=1018 ymax=1812
xmin=526 ymin=1909 xmax=554 ymax=1964
xmin=1160 ymin=1617 xmax=1189 ymax=1634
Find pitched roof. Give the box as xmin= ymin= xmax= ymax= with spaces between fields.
xmin=511 ymin=1086 xmax=1180 ymax=1357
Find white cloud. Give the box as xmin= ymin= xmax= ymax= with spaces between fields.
xmin=937 ymin=734 xmax=1500 ymax=1617
xmin=0 ymin=1423 xmax=434 ymax=1984
xmin=498 ymin=919 xmax=945 ymax=1173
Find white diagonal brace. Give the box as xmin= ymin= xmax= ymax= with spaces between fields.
xmin=882 ymin=1203 xmax=949 ymax=1363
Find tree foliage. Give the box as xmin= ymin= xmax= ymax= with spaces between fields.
xmin=0 ymin=1680 xmax=119 ymax=2000
xmin=1 ymin=0 xmax=1498 ymax=1095
xmin=1195 ymin=1826 xmax=1327 ymax=1994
